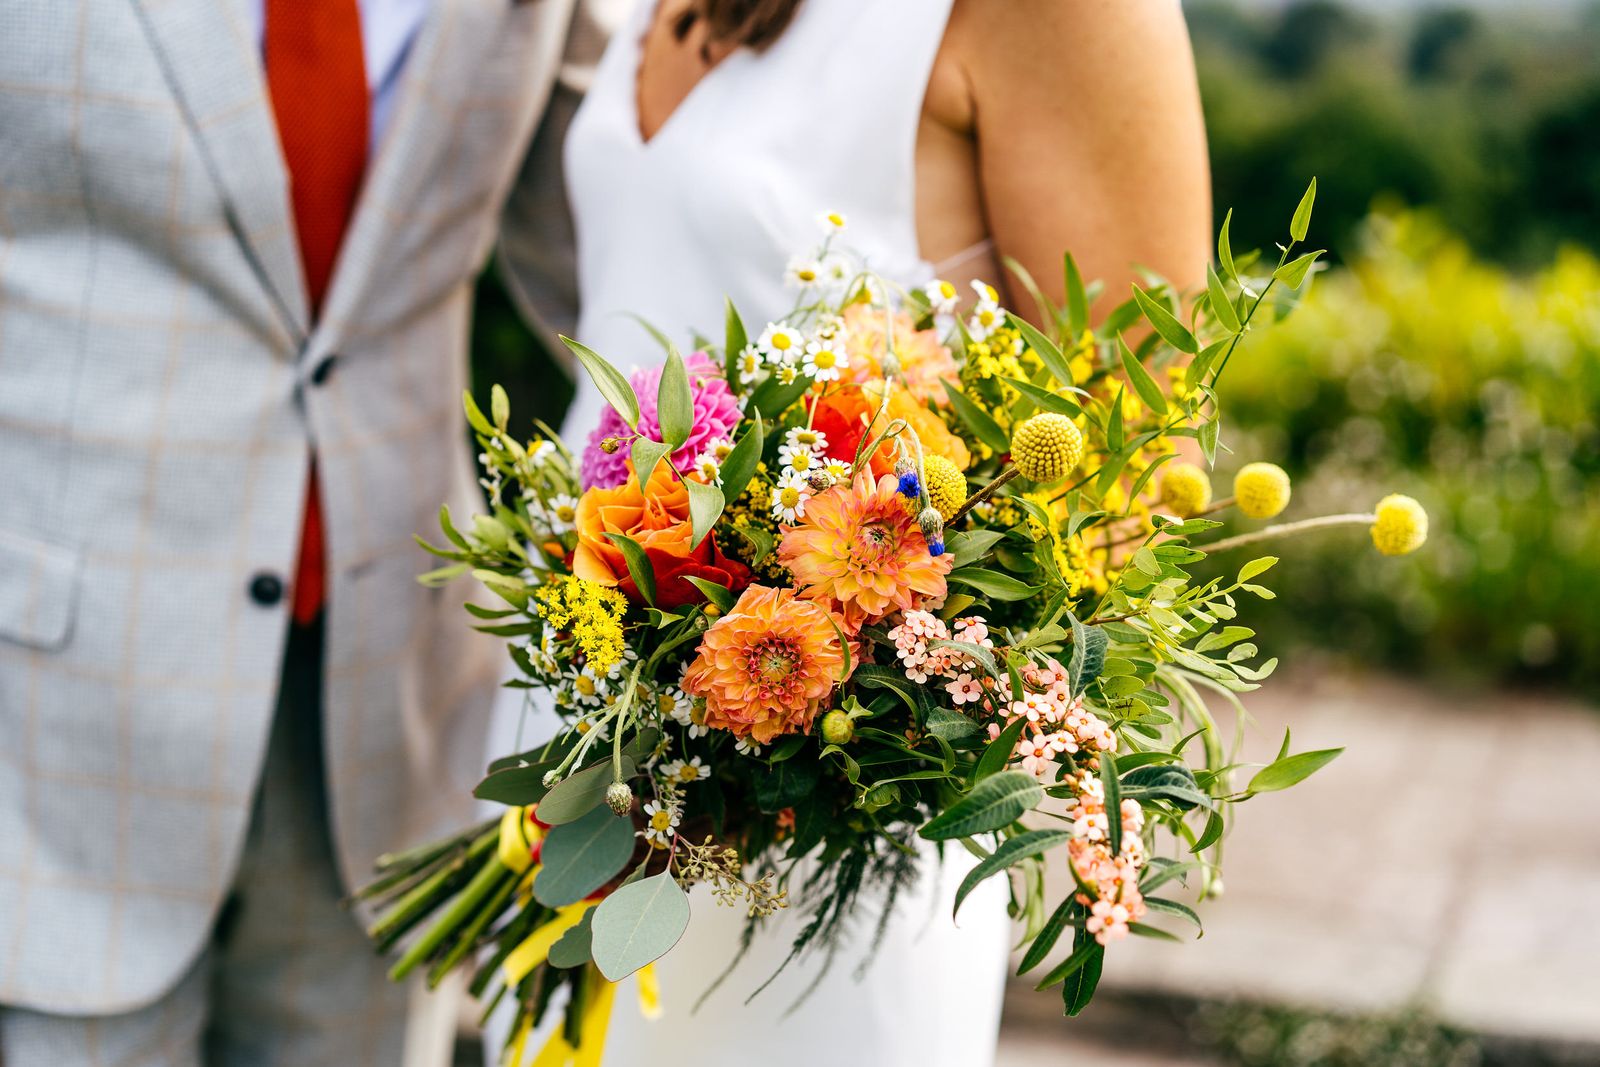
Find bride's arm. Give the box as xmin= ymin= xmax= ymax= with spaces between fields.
xmin=947 ymin=0 xmax=1212 ymax=313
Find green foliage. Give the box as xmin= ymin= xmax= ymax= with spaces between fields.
xmin=1219 ymin=208 xmax=1600 ymax=693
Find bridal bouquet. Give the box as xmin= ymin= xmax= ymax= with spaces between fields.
xmin=360 ymin=182 xmax=1427 ymax=1063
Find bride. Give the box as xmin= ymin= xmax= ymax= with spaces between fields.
xmin=499 ymin=0 xmax=1209 ymax=1062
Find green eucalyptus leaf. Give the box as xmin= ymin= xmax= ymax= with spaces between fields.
xmin=546 ymin=909 xmax=596 ymax=968
xmin=538 ymin=757 xmax=637 ymax=826
xmin=533 ymin=806 xmax=637 ymax=908
xmin=590 ymin=872 xmax=691 ymax=981
xmin=562 ymin=336 xmax=640 ymax=430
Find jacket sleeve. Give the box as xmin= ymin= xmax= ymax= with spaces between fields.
xmin=497 ymin=0 xmax=627 ymax=374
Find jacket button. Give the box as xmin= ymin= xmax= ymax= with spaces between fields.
xmin=248 ymin=572 xmax=284 ymax=607
xmin=310 ymin=353 xmax=338 ymax=386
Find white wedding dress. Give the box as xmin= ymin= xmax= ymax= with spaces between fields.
xmin=486 ymin=1 xmax=1011 ymax=1063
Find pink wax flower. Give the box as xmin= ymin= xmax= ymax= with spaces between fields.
xmin=580 ymin=351 xmax=742 ymax=490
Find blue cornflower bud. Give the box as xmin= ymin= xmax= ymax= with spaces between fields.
xmin=897 ymin=472 xmax=921 ymax=499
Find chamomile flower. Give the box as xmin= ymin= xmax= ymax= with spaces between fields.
xmin=821 ymin=457 xmax=852 ymax=482
xmin=969 ymin=292 xmax=1005 ymax=341
xmin=527 ymin=440 xmax=557 ymax=466
xmin=735 ymin=344 xmax=763 ymax=384
xmin=571 ymin=712 xmax=610 ymax=741
xmin=779 ymin=427 xmax=827 ymax=472
xmin=734 ymin=736 xmax=765 ymax=757
xmin=757 ymin=322 xmax=804 ymax=365
xmin=971 ymin=280 xmax=1001 ymax=304
xmin=770 ymin=471 xmax=813 ymax=524
xmin=802 ymin=339 xmax=849 ymax=382
xmin=661 ymin=756 xmax=709 ymax=784
xmin=641 ymin=799 xmax=681 ymax=847
xmin=819 ymin=210 xmax=847 ymax=232
xmin=813 ymin=313 xmax=846 ymax=341
xmin=564 ymin=666 xmax=608 ymax=709
xmin=774 ymin=362 xmax=800 ymax=386
xmin=693 ymin=451 xmax=722 ymax=484
xmin=540 ymin=493 xmax=579 ymax=535
xmin=786 ymin=255 xmax=824 ymax=288
xmin=924 ymin=278 xmax=960 ymax=315
xmin=704 ymin=437 xmax=736 ymax=464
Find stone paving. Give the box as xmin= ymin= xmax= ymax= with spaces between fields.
xmin=1020 ymin=667 xmax=1600 ymax=1049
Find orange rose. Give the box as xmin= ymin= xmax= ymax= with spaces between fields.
xmin=812 ymin=383 xmax=971 ymax=479
xmin=573 ymin=464 xmax=751 ymax=608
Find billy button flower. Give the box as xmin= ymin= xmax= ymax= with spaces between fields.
xmin=1159 ymin=463 xmax=1213 ymax=518
xmin=1371 ymin=494 xmax=1428 ymax=556
xmin=1234 ymin=462 xmax=1292 ymax=519
xmin=1010 ymin=412 xmax=1084 ymax=485
xmin=922 ymin=454 xmax=967 ymax=522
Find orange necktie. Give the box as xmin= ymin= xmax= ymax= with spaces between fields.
xmin=265 ymin=0 xmax=370 ymax=626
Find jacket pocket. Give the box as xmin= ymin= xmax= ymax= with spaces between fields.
xmin=0 ymin=527 xmax=81 ymax=651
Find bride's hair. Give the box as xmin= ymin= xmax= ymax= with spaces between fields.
xmin=672 ymin=0 xmax=803 ymax=53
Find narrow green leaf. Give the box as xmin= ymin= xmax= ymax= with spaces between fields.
xmin=1275 ymin=250 xmax=1324 ymax=290
xmin=1198 ymin=418 xmax=1219 ymax=465
xmin=1238 ymin=556 xmax=1279 ymax=583
xmin=974 ymin=715 xmax=1028 ymax=781
xmin=684 ymin=577 xmax=735 ymax=613
xmin=947 ymin=567 xmax=1039 ymax=602
xmin=1117 ymin=334 xmax=1168 ymax=415
xmin=1064 ymin=253 xmax=1089 ymax=339
xmin=1218 ymin=209 xmax=1238 ymax=281
xmin=942 ymin=380 xmax=1011 ymax=455
xmin=590 ymin=872 xmax=691 ymax=981
xmin=1131 ymin=285 xmax=1198 ymax=355
xmin=562 ymin=336 xmax=640 ymax=429
xmin=716 ymin=411 xmax=763 ymax=506
xmin=954 ymin=829 xmax=1074 ymax=916
xmin=919 ymin=771 xmax=1042 ymax=840
xmin=603 ymin=532 xmax=657 ymax=607
xmin=723 ymin=299 xmax=748 ymax=388
xmin=538 ymin=757 xmax=638 ymax=825
xmin=1143 ymin=896 xmax=1203 ymax=931
xmin=1247 ymin=748 xmax=1343 ymax=794
xmin=1062 ymin=931 xmax=1105 ymax=1014
xmin=1005 ymin=312 xmax=1075 ymax=388
xmin=463 ymin=391 xmax=494 ymax=436
xmin=1106 ymin=385 xmax=1126 ymax=453
xmin=1017 ymin=898 xmax=1080 ymax=975
xmin=1036 ymin=933 xmax=1100 ymax=991
xmin=945 ymin=530 xmax=1004 ymax=569
xmin=1001 ymin=377 xmax=1083 ymax=418
xmin=685 ymin=480 xmax=724 ymax=549
xmin=1290 ymin=177 xmax=1317 ymax=243
xmin=1206 ymin=264 xmax=1240 ymax=334
xmin=1100 ymin=749 xmax=1123 ymax=857
xmin=656 ymin=348 xmax=693 ymax=449
xmin=632 ymin=438 xmax=671 ymax=493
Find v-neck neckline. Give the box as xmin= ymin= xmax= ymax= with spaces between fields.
xmin=628 ymin=0 xmax=744 ymax=148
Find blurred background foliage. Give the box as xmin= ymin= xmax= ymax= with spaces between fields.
xmin=469 ymin=0 xmax=1600 ymax=695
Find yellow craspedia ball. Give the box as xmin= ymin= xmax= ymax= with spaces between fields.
xmin=1233 ymin=462 xmax=1292 ymax=520
xmin=923 ymin=454 xmax=968 ymax=521
xmin=1371 ymin=494 xmax=1428 ymax=556
xmin=1010 ymin=413 xmax=1083 ymax=484
xmin=1159 ymin=463 xmax=1213 ymax=518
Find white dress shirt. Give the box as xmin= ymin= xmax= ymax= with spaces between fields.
xmin=246 ymin=0 xmax=433 ymax=153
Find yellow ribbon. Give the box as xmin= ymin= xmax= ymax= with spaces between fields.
xmin=504 ymin=966 xmax=660 ymax=1067
xmin=503 ymin=896 xmax=596 ymax=986
xmin=498 ymin=806 xmax=542 ymax=873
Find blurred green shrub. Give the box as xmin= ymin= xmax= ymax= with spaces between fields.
xmin=1216 ymin=209 xmax=1600 ymax=693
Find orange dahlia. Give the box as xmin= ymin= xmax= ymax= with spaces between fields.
xmin=811 ymin=382 xmax=970 ymax=480
xmin=841 ymin=305 xmax=959 ymax=406
xmin=778 ymin=468 xmax=952 ymax=633
xmin=681 ymin=585 xmax=846 ymax=743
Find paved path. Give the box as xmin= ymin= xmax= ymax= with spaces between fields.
xmin=1020 ymin=668 xmax=1600 ymax=1048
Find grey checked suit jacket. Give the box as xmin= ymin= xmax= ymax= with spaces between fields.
xmin=0 ymin=0 xmax=602 ymax=1014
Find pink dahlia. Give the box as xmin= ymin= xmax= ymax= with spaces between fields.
xmin=580 ymin=351 xmax=742 ymax=490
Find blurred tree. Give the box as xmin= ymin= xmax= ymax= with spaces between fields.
xmin=1407 ymin=6 xmax=1482 ymax=82
xmin=1259 ymin=0 xmax=1371 ymax=78
xmin=1524 ymin=81 xmax=1600 ymax=255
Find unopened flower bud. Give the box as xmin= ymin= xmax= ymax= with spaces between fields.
xmin=599 ymin=435 xmax=622 ymax=455
xmin=880 ymin=353 xmax=901 ymax=377
xmin=862 ymin=783 xmax=900 ymax=811
xmin=918 ymin=507 xmax=944 ymax=543
xmin=807 ymin=469 xmax=834 ymax=492
xmin=605 ymin=781 xmax=633 ymax=815
xmin=821 ymin=710 xmax=854 ymax=746
xmin=894 ymin=455 xmax=916 ymax=478
xmin=541 ymin=770 xmax=561 ymax=788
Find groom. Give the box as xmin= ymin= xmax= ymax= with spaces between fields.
xmin=0 ymin=0 xmax=609 ymax=1062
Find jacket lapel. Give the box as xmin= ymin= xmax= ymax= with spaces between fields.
xmin=129 ymin=0 xmax=310 ymax=345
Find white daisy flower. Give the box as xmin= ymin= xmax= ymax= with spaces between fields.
xmin=821 ymin=457 xmax=852 ymax=482
xmin=774 ymin=362 xmax=800 ymax=386
xmin=771 ymin=471 xmax=813 ymax=524
xmin=924 ymin=278 xmax=960 ymax=315
xmin=542 ymin=493 xmax=579 ymax=535
xmin=735 ymin=345 xmax=763 ymax=384
xmin=661 ymin=756 xmax=709 ymax=784
xmin=734 ymin=736 xmax=765 ymax=757
xmin=819 ymin=210 xmax=847 ymax=232
xmin=813 ymin=313 xmax=847 ymax=341
xmin=778 ymin=443 xmax=816 ymax=473
xmin=971 ymin=279 xmax=1001 ymax=304
xmin=757 ymin=322 xmax=804 ymax=365
xmin=641 ymin=800 xmax=682 ymax=847
xmin=704 ymin=436 xmax=735 ymax=464
xmin=968 ymin=297 xmax=1005 ymax=341
xmin=786 ymin=255 xmax=823 ymax=288
xmin=801 ymin=339 xmax=848 ymax=383
xmin=784 ymin=427 xmax=827 ymax=454
xmin=693 ymin=451 xmax=722 ymax=484
xmin=566 ymin=666 xmax=608 ymax=708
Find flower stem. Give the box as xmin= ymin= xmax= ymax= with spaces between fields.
xmin=1197 ymin=513 xmax=1374 ymax=555
xmin=948 ymin=466 xmax=1021 ymax=527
